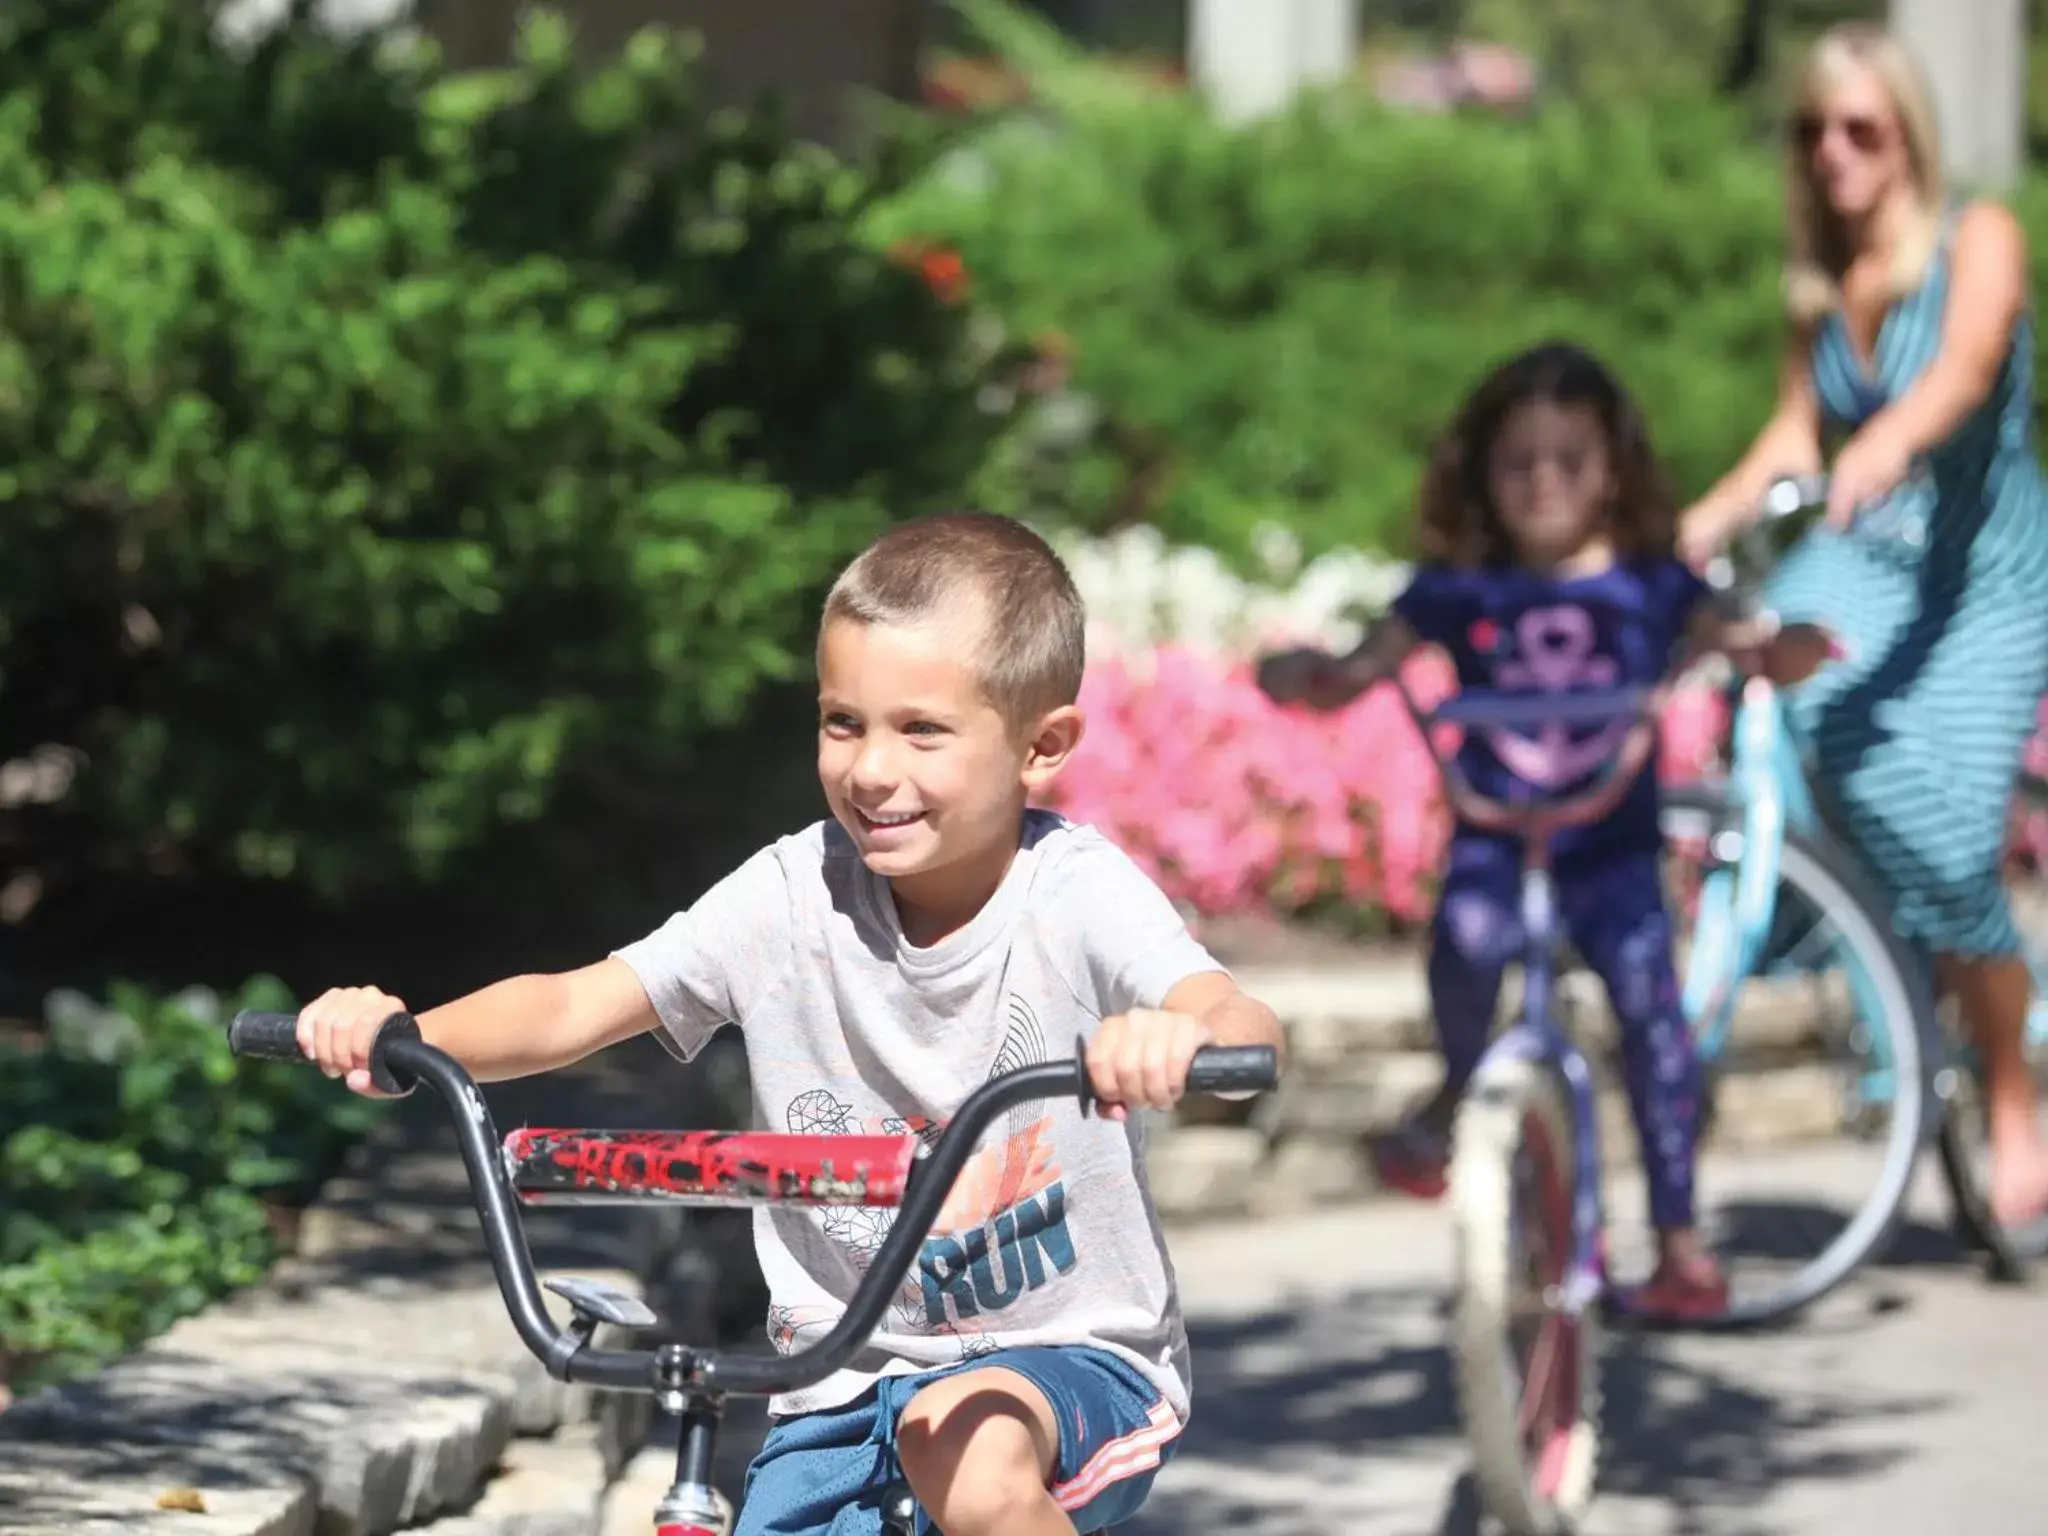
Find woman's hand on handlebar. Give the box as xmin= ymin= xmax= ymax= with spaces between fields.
xmin=1825 ymin=423 xmax=1913 ymax=528
xmin=298 ymin=985 xmax=413 ymax=1098
xmin=1677 ymin=494 xmax=1744 ymax=570
xmin=1760 ymin=623 xmax=1845 ymax=686
xmin=1705 ymin=612 xmax=1844 ymax=687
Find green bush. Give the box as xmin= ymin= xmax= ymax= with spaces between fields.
xmin=875 ymin=0 xmax=2048 ymax=566
xmin=0 ymin=978 xmax=382 ymax=1392
xmin=0 ymin=0 xmax=1014 ymax=909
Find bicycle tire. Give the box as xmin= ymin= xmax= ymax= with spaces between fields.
xmin=1450 ymin=1055 xmax=1601 ymax=1535
xmin=1661 ymin=785 xmax=1938 ymax=1328
xmin=1935 ymin=770 xmax=2048 ymax=1275
xmin=1935 ymin=1070 xmax=2048 ymax=1279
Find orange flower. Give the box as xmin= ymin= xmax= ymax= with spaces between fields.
xmin=886 ymin=239 xmax=970 ymax=306
xmin=919 ymin=248 xmax=968 ymax=305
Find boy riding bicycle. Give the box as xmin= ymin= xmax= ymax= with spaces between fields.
xmin=293 ymin=511 xmax=1285 ymax=1536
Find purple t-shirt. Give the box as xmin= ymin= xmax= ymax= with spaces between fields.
xmin=1392 ymin=557 xmax=1707 ymax=856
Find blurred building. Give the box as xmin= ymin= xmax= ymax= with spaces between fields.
xmin=219 ymin=0 xmax=930 ymax=148
xmin=216 ymin=0 xmax=1393 ymax=142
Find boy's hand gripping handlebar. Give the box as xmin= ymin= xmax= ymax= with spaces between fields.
xmin=226 ymin=1009 xmax=1277 ymax=1397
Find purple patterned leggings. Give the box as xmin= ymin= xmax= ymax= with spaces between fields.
xmin=1429 ymin=831 xmax=1702 ymax=1230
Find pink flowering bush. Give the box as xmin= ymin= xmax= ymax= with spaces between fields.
xmin=1041 ymin=644 xmax=1735 ymax=926
xmin=1659 ymin=682 xmax=1731 ymax=784
xmin=1041 ymin=647 xmax=1452 ymax=924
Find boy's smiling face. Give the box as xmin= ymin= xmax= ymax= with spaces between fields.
xmin=816 ymin=612 xmax=1081 ymax=944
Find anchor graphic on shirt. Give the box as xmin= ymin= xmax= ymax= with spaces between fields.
xmin=1485 ymin=605 xmax=1628 ymax=788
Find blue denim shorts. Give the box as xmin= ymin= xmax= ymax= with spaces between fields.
xmin=733 ymin=1345 xmax=1181 ymax=1535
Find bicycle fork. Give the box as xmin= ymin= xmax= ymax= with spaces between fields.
xmin=648 ymin=1368 xmax=919 ymax=1536
xmin=1509 ymin=862 xmax=1609 ymax=1316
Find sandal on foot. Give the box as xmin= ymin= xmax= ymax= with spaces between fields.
xmin=1372 ymin=1120 xmax=1451 ymax=1201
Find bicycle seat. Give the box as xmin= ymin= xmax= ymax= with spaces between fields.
xmin=544 ymin=1275 xmax=660 ymax=1330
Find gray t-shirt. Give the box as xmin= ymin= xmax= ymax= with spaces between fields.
xmin=613 ymin=809 xmax=1222 ymax=1420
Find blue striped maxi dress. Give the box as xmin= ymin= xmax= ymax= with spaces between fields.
xmin=1764 ymin=215 xmax=2048 ymax=958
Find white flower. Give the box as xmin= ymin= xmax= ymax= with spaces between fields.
xmin=1251 ymin=523 xmax=1303 ymax=582
xmin=1047 ymin=522 xmax=1410 ymax=662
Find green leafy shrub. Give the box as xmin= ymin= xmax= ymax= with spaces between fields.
xmin=0 ymin=0 xmax=1013 ymax=913
xmin=874 ymin=0 xmax=2048 ymax=566
xmin=0 ymin=978 xmax=382 ymax=1392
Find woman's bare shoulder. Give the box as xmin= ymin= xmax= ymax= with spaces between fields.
xmin=1952 ymin=199 xmax=2026 ymax=260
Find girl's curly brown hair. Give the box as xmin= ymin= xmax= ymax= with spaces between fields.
xmin=1415 ymin=340 xmax=1678 ymax=567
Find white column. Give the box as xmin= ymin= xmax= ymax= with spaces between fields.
xmin=1891 ymin=0 xmax=2024 ymax=190
xmin=1293 ymin=0 xmax=1359 ymax=90
xmin=215 ymin=0 xmax=410 ymax=43
xmin=1188 ymin=0 xmax=1358 ymax=123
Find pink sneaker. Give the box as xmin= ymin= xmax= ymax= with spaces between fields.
xmin=1372 ymin=1121 xmax=1450 ymax=1201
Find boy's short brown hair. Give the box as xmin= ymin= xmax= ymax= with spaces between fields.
xmin=821 ymin=511 xmax=1086 ymax=730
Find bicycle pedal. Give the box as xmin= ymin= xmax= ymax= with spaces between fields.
xmin=544 ymin=1275 xmax=661 ymax=1330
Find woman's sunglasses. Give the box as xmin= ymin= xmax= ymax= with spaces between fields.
xmin=1794 ymin=111 xmax=1889 ymax=155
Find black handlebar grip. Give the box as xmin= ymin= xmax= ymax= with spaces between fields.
xmin=364 ymin=1012 xmax=422 ymax=1098
xmin=226 ymin=1007 xmax=420 ymax=1097
xmin=1185 ymin=1044 xmax=1280 ymax=1097
xmin=227 ymin=1010 xmax=306 ymax=1062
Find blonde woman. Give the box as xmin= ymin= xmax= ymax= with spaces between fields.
xmin=1681 ymin=24 xmax=2048 ymax=1228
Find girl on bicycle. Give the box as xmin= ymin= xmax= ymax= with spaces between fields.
xmin=1679 ymin=25 xmax=2048 ymax=1231
xmin=1262 ymin=341 xmax=1797 ymax=1320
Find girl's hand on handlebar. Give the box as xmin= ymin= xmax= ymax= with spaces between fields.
xmin=1257 ymin=648 xmax=1355 ymax=711
xmin=299 ymin=985 xmax=412 ymax=1098
xmin=1087 ymin=1009 xmax=1213 ymax=1122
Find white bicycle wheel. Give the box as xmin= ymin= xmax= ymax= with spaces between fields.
xmin=1451 ymin=1055 xmax=1601 ymax=1535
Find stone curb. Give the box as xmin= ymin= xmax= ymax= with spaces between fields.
xmin=0 ymin=1273 xmax=648 ymax=1536
xmin=1224 ymin=957 xmax=1847 ymax=1061
xmin=598 ymin=1448 xmax=680 ymax=1536
xmin=414 ymin=1423 xmax=612 ymax=1536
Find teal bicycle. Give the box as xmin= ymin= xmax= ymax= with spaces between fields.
xmin=1670 ymin=474 xmax=2048 ymax=1297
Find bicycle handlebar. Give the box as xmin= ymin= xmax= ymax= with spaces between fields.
xmin=1272 ymin=475 xmax=1839 ymax=840
xmin=1424 ymin=686 xmax=1653 ymax=733
xmin=1756 ymin=473 xmax=1830 ymax=524
xmin=1390 ymin=677 xmax=1660 ymax=839
xmin=226 ymin=1010 xmax=1277 ymax=1397
xmin=1703 ymin=472 xmax=1831 ymax=604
